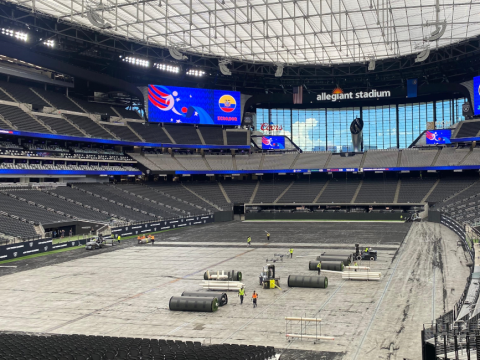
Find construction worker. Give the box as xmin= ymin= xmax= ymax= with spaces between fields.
xmin=137 ymin=235 xmax=142 ymax=244
xmin=267 ymin=232 xmax=270 ymax=241
xmin=365 ymin=247 xmax=369 ymax=253
xmin=247 ymin=236 xmax=251 ymax=247
xmin=238 ymin=287 xmax=245 ymax=305
xmin=289 ymin=248 xmax=293 ymax=258
xmin=151 ymin=235 xmax=155 ymax=245
xmin=317 ymin=262 xmax=321 ymax=275
xmin=252 ymin=291 xmax=258 ymax=308
xmin=354 ymin=261 xmax=358 ymax=272
xmin=117 ymin=235 xmax=121 ymax=244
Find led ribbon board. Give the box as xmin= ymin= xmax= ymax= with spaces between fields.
xmin=148 ymin=85 xmax=241 ymax=125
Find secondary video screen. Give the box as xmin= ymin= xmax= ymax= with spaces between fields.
xmin=426 ymin=130 xmax=452 ymax=144
xmin=262 ymin=136 xmax=286 ymax=150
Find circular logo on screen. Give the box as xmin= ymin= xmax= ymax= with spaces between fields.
xmin=218 ymin=95 xmax=236 ymax=113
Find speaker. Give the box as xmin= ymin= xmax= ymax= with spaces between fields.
xmin=101 ymin=114 xmax=110 ymax=122
xmin=463 ymin=102 xmax=473 ymax=117
xmin=243 ymin=112 xmax=254 ymax=126
xmin=32 ymin=104 xmax=43 ymax=112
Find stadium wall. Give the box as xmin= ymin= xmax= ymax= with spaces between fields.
xmin=43 ymin=220 xmax=105 ymax=235
xmin=214 ymin=211 xmax=234 ymax=222
xmin=110 ymin=214 xmax=215 ymax=237
xmin=245 ymin=212 xmax=407 ymax=221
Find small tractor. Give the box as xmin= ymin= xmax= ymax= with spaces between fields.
xmin=353 ymin=243 xmax=377 ymax=261
xmin=259 ymin=264 xmax=281 ymax=289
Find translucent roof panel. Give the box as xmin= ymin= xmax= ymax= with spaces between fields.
xmin=8 ymin=0 xmax=480 ymax=65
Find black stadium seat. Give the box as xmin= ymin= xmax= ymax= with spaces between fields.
xmin=0 ymin=81 xmax=49 ymax=106
xmin=0 ymin=333 xmax=275 ymax=360
xmin=63 ymin=114 xmax=114 ymax=139
xmin=0 ymin=104 xmax=51 ymax=133
xmin=36 ymin=115 xmax=85 ymax=137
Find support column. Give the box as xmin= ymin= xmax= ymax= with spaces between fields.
xmin=396 ymin=104 xmax=399 ymax=149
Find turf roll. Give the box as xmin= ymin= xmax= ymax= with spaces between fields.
xmin=288 ymin=275 xmax=328 ymax=288
xmin=316 ymin=256 xmax=351 ymax=266
xmin=181 ymin=291 xmax=228 ymax=306
xmin=169 ymin=296 xmax=219 ymax=312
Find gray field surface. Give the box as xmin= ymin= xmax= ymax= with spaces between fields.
xmin=0 ymin=221 xmax=469 ymax=359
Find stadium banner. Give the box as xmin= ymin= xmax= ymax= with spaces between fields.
xmin=148 ymin=85 xmax=241 ymax=125
xmin=0 ymin=238 xmax=53 ymax=261
xmin=110 ymin=215 xmax=214 ymax=237
xmin=407 ymin=79 xmax=418 ymax=98
xmin=0 ymin=237 xmax=112 ymax=261
xmin=0 ymin=129 xmax=249 ymax=150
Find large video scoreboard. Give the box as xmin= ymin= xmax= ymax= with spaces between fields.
xmin=148 ymin=85 xmax=241 ymax=125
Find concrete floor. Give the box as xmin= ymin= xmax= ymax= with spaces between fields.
xmin=0 ymin=221 xmax=470 ymax=360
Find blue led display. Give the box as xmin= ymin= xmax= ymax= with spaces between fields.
xmin=148 ymin=85 xmax=241 ymax=125
xmin=261 ymin=136 xmax=285 ymax=150
xmin=474 ymin=76 xmax=480 ymax=116
xmin=425 ymin=130 xmax=451 ymax=144
xmin=0 ymin=170 xmax=142 ymax=175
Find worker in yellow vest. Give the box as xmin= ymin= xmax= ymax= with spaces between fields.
xmin=238 ymin=287 xmax=245 ymax=305
xmin=289 ymin=248 xmax=294 ymax=258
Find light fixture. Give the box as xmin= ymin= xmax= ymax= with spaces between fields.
xmin=168 ymin=47 xmax=187 ymax=61
xmin=274 ymin=63 xmax=284 ymax=77
xmin=415 ymin=47 xmax=430 ymax=63
xmin=219 ymin=59 xmax=232 ymax=76
xmin=368 ymin=59 xmax=375 ymax=71
xmin=120 ymin=56 xmax=150 ymax=67
xmin=43 ymin=39 xmax=55 ymax=48
xmin=86 ymin=8 xmax=112 ymax=29
xmin=186 ymin=69 xmax=205 ymax=76
xmin=1 ymin=28 xmax=28 ymax=42
xmin=154 ymin=63 xmax=180 ymax=73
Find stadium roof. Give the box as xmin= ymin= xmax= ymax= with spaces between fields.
xmin=5 ymin=0 xmax=480 ymax=66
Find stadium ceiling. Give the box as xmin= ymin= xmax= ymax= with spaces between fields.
xmin=3 ymin=0 xmax=480 ymax=66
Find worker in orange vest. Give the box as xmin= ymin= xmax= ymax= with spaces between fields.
xmin=252 ymin=291 xmax=258 ymax=308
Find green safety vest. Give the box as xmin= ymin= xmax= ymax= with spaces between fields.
xmin=239 ymin=289 xmax=245 ymax=296
xmin=290 ymin=249 xmax=293 ymax=253
xmin=247 ymin=238 xmax=251 ymax=243
xmin=117 ymin=236 xmax=121 ymax=240
xmin=317 ymin=262 xmax=321 ymax=268
xmin=365 ymin=248 xmax=368 ymax=252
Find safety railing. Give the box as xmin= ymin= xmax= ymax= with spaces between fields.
xmin=421 ymin=212 xmax=479 ymax=359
